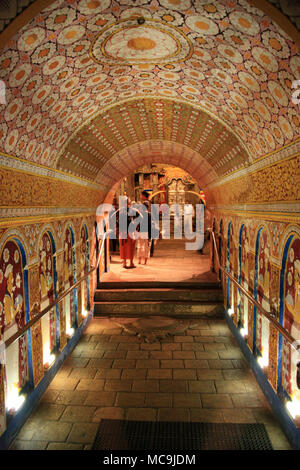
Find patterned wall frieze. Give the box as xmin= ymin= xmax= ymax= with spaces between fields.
xmin=0 ymin=152 xmax=105 ymax=190
xmin=0 ymin=0 xmax=299 ymax=187
xmin=205 ymin=139 xmax=300 ymax=191
xmin=0 ymin=166 xmax=105 ymax=210
xmin=205 ymin=153 xmax=300 ymax=208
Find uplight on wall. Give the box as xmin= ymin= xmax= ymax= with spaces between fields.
xmin=227 ymin=307 xmax=234 ymax=316
xmin=257 ymin=347 xmax=268 ymax=368
xmin=82 ymin=309 xmax=88 ymax=319
xmin=240 ymin=327 xmax=248 ymax=338
xmin=286 ymin=392 xmax=300 ymax=420
xmin=43 ymin=342 xmax=55 ymax=369
xmin=6 ymin=383 xmax=25 ymax=414
xmin=66 ymin=326 xmax=75 ymax=338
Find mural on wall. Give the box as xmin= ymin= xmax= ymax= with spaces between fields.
xmin=80 ymin=224 xmax=90 ymax=317
xmin=0 ymin=240 xmax=28 ymax=411
xmin=39 ymin=232 xmax=55 ymax=355
xmin=239 ymin=225 xmax=249 ymax=329
xmin=255 ymin=229 xmax=271 ymax=360
xmin=282 ymin=236 xmax=300 ymax=397
xmin=63 ymin=227 xmax=76 ymax=331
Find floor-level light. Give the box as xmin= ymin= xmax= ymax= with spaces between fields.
xmin=66 ymin=326 xmax=75 ymax=338
xmin=227 ymin=307 xmax=234 ymax=316
xmin=6 ymin=383 xmax=25 ymax=414
xmin=286 ymin=392 xmax=300 ymax=420
xmin=257 ymin=347 xmax=269 ymax=368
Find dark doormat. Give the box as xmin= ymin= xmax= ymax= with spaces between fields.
xmin=92 ymin=420 xmax=273 ymax=450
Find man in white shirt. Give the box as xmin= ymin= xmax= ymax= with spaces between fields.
xmin=184 ymin=201 xmax=194 ymax=239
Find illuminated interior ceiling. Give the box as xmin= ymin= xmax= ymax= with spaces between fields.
xmin=0 ymin=0 xmax=299 ymax=192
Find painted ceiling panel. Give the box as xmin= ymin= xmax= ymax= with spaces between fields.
xmin=0 ymin=0 xmax=299 ymax=187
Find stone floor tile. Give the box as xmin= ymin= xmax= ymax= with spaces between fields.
xmin=173 ymin=369 xmax=197 ymax=380
xmin=207 ymin=359 xmax=233 ymax=369
xmin=222 ymin=369 xmax=251 ymax=381
xmin=112 ymin=359 xmax=136 ymax=369
xmin=92 ymin=407 xmax=125 ymax=422
xmin=32 ymin=421 xmax=72 ymax=442
xmin=159 ymin=380 xmax=187 ymax=393
xmin=47 ymin=442 xmax=84 ymax=450
xmin=232 ymin=359 xmax=248 ymax=369
xmin=60 ymin=405 xmax=96 ymax=422
xmin=158 ymin=408 xmax=190 ymax=422
xmin=31 ymin=403 xmax=65 ymax=421
xmin=204 ymin=343 xmax=226 ymax=351
xmin=190 ymin=409 xmax=224 ymax=423
xmin=264 ymin=425 xmax=292 ymax=450
xmin=121 ymin=369 xmax=147 ymax=379
xmin=85 ymin=391 xmax=116 ymax=407
xmin=215 ymin=380 xmax=247 ymax=394
xmin=173 ymin=393 xmax=201 ymax=408
xmin=67 ymin=423 xmax=98 ymax=444
xmin=231 ymin=393 xmax=267 ymax=408
xmin=95 ymin=342 xmax=118 ymax=351
xmin=188 ymin=380 xmax=216 ymax=393
xmin=10 ymin=440 xmax=48 ymax=450
xmin=126 ymin=408 xmax=157 ymax=421
xmin=103 ymin=350 xmax=127 ymax=359
xmin=172 ymin=351 xmax=195 ymax=359
xmin=161 ymin=343 xmax=181 ymax=351
xmin=174 ymin=336 xmax=193 ymax=343
xmin=141 ymin=343 xmax=161 ymax=351
xmin=63 ymin=357 xmax=91 ymax=368
xmin=126 ymin=350 xmax=149 ymax=359
xmin=150 ymin=351 xmax=172 ymax=359
xmin=132 ymin=380 xmax=159 ymax=392
xmin=136 ymin=359 xmax=160 ymax=369
xmin=182 ymin=343 xmax=204 ymax=351
xmin=145 ymin=393 xmax=172 ymax=407
xmin=222 ymin=409 xmax=257 ymax=423
xmin=95 ymin=369 xmax=121 ymax=379
xmin=76 ymin=379 xmax=105 ymax=391
xmin=218 ymin=349 xmax=244 ymax=360
xmin=201 ymin=394 xmax=233 ymax=409
xmin=147 ymin=369 xmax=172 ymax=379
xmin=104 ymin=379 xmax=133 ymax=392
xmin=48 ymin=377 xmax=79 ymax=391
xmin=115 ymin=392 xmax=146 ymax=407
xmin=117 ymin=342 xmax=140 ymax=351
xmin=69 ymin=368 xmax=98 ymax=379
xmin=197 ymin=369 xmax=224 ymax=380
xmin=87 ymin=358 xmax=114 ymax=368
xmin=195 ymin=351 xmax=219 ymax=359
xmin=184 ymin=359 xmax=209 ymax=369
xmin=161 ymin=359 xmax=184 ymax=369
xmin=40 ymin=390 xmax=60 ymax=403
xmin=56 ymin=390 xmax=89 ymax=405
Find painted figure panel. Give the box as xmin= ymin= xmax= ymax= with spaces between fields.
xmin=0 ymin=240 xmax=28 ymax=411
xmin=282 ymin=237 xmax=300 ymax=396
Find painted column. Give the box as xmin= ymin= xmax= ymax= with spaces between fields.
xmin=28 ymin=265 xmax=44 ymax=386
xmin=247 ymin=251 xmax=255 ymax=352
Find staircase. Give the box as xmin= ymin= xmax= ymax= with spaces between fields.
xmin=93 ymin=280 xmax=224 ymax=318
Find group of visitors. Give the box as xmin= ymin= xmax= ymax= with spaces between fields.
xmin=112 ymin=191 xmax=155 ymax=269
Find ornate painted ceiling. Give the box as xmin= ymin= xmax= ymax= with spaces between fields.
xmin=0 ymin=0 xmax=299 ymax=192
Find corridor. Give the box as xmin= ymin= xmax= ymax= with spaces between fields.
xmin=9 ymin=240 xmax=291 ymax=450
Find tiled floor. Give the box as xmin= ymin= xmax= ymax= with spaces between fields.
xmin=8 ymin=239 xmax=293 ymax=450
xmin=10 ymin=316 xmax=292 ymax=450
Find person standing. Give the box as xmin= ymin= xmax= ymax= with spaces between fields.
xmin=136 ymin=200 xmax=152 ymax=265
xmin=184 ymin=200 xmax=194 ymax=239
xmin=119 ymin=198 xmax=137 ymax=269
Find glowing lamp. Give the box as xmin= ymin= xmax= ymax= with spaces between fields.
xmin=66 ymin=326 xmax=75 ymax=338
xmin=240 ymin=327 xmax=248 ymax=338
xmin=228 ymin=307 xmax=234 ymax=316
xmin=257 ymin=348 xmax=268 ymax=368
xmin=6 ymin=383 xmax=25 ymax=414
xmin=286 ymin=393 xmax=300 ymax=420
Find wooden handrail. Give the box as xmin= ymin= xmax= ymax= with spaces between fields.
xmin=4 ymin=231 xmax=110 ymax=350
xmin=209 ymin=228 xmax=298 ymax=350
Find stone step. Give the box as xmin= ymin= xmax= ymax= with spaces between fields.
xmin=93 ymin=300 xmax=224 ymax=318
xmin=94 ymin=289 xmax=223 ymax=302
xmin=98 ymin=281 xmax=221 ymax=290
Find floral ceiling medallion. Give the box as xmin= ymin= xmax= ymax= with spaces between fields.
xmin=89 ymin=18 xmax=193 ymax=66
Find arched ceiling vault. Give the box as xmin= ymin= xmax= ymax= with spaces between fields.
xmin=0 ymin=0 xmax=299 ymax=193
